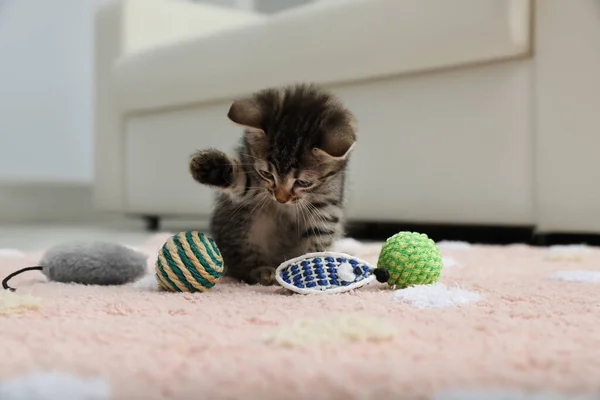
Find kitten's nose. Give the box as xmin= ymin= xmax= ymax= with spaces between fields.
xmin=274 ymin=188 xmax=291 ymax=204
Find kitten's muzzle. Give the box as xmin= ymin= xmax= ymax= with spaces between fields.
xmin=274 ymin=188 xmax=293 ymax=204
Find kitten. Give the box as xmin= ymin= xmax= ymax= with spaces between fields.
xmin=189 ymin=84 xmax=356 ymax=285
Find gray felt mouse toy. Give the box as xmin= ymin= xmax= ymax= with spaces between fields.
xmin=2 ymin=241 xmax=148 ymax=291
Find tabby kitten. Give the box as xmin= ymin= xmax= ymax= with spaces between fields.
xmin=189 ymin=84 xmax=356 ymax=285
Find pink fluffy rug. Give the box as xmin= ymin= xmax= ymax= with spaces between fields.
xmin=1 ymin=234 xmax=600 ymax=400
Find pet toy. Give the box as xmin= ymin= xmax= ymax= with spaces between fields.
xmin=275 ymin=252 xmax=376 ymax=294
xmin=155 ymin=231 xmax=224 ymax=292
xmin=373 ymin=231 xmax=442 ymax=288
xmin=2 ymin=242 xmax=147 ymax=291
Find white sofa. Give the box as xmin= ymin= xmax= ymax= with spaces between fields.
xmin=94 ymin=0 xmax=600 ymax=234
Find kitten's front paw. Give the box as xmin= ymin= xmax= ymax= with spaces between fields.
xmin=249 ymin=266 xmax=277 ymax=286
xmin=189 ymin=149 xmax=233 ymax=187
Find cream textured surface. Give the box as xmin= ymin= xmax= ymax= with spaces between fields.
xmin=0 ymin=291 xmax=41 ymax=315
xmin=1 ymin=234 xmax=600 ymax=399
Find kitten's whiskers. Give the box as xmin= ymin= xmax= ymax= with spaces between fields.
xmin=227 ymin=188 xmax=260 ymax=221
xmin=304 ymin=200 xmax=326 ymax=227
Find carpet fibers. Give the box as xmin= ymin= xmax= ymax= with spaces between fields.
xmin=1 ymin=234 xmax=599 ymax=400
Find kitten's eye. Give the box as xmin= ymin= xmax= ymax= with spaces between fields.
xmin=294 ymin=179 xmax=313 ymax=188
xmin=257 ymin=170 xmax=274 ymax=181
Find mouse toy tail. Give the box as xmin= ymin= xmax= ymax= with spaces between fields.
xmin=2 ymin=266 xmax=44 ymax=292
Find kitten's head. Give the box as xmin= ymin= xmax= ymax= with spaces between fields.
xmin=228 ymin=84 xmax=356 ymax=205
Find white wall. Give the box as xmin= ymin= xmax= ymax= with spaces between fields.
xmin=0 ymin=0 xmax=101 ymax=184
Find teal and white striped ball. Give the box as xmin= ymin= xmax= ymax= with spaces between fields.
xmin=155 ymin=231 xmax=224 ymax=292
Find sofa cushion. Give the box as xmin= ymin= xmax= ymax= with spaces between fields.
xmin=119 ymin=0 xmax=267 ymax=56
xmin=114 ymin=0 xmax=531 ymax=113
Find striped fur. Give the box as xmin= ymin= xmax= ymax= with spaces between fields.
xmin=190 ymin=84 xmax=355 ymax=285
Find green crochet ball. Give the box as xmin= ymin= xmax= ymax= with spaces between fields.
xmin=374 ymin=231 xmax=442 ymax=288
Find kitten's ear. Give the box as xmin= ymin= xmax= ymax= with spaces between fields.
xmin=228 ymin=98 xmax=269 ymax=157
xmin=313 ymin=128 xmax=356 ymax=160
xmin=227 ymin=99 xmax=263 ymax=131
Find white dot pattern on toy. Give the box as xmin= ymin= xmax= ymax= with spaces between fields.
xmin=275 ymin=252 xmax=376 ymax=295
xmin=337 ymin=262 xmax=356 ymax=282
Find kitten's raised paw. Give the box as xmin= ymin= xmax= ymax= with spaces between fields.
xmin=249 ymin=266 xmax=277 ymax=286
xmin=189 ymin=149 xmax=233 ymax=187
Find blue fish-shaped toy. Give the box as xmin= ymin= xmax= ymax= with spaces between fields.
xmin=275 ymin=252 xmax=376 ymax=294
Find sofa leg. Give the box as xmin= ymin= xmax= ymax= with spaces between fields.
xmin=144 ymin=216 xmax=160 ymax=232
xmin=532 ymin=233 xmax=548 ymax=247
